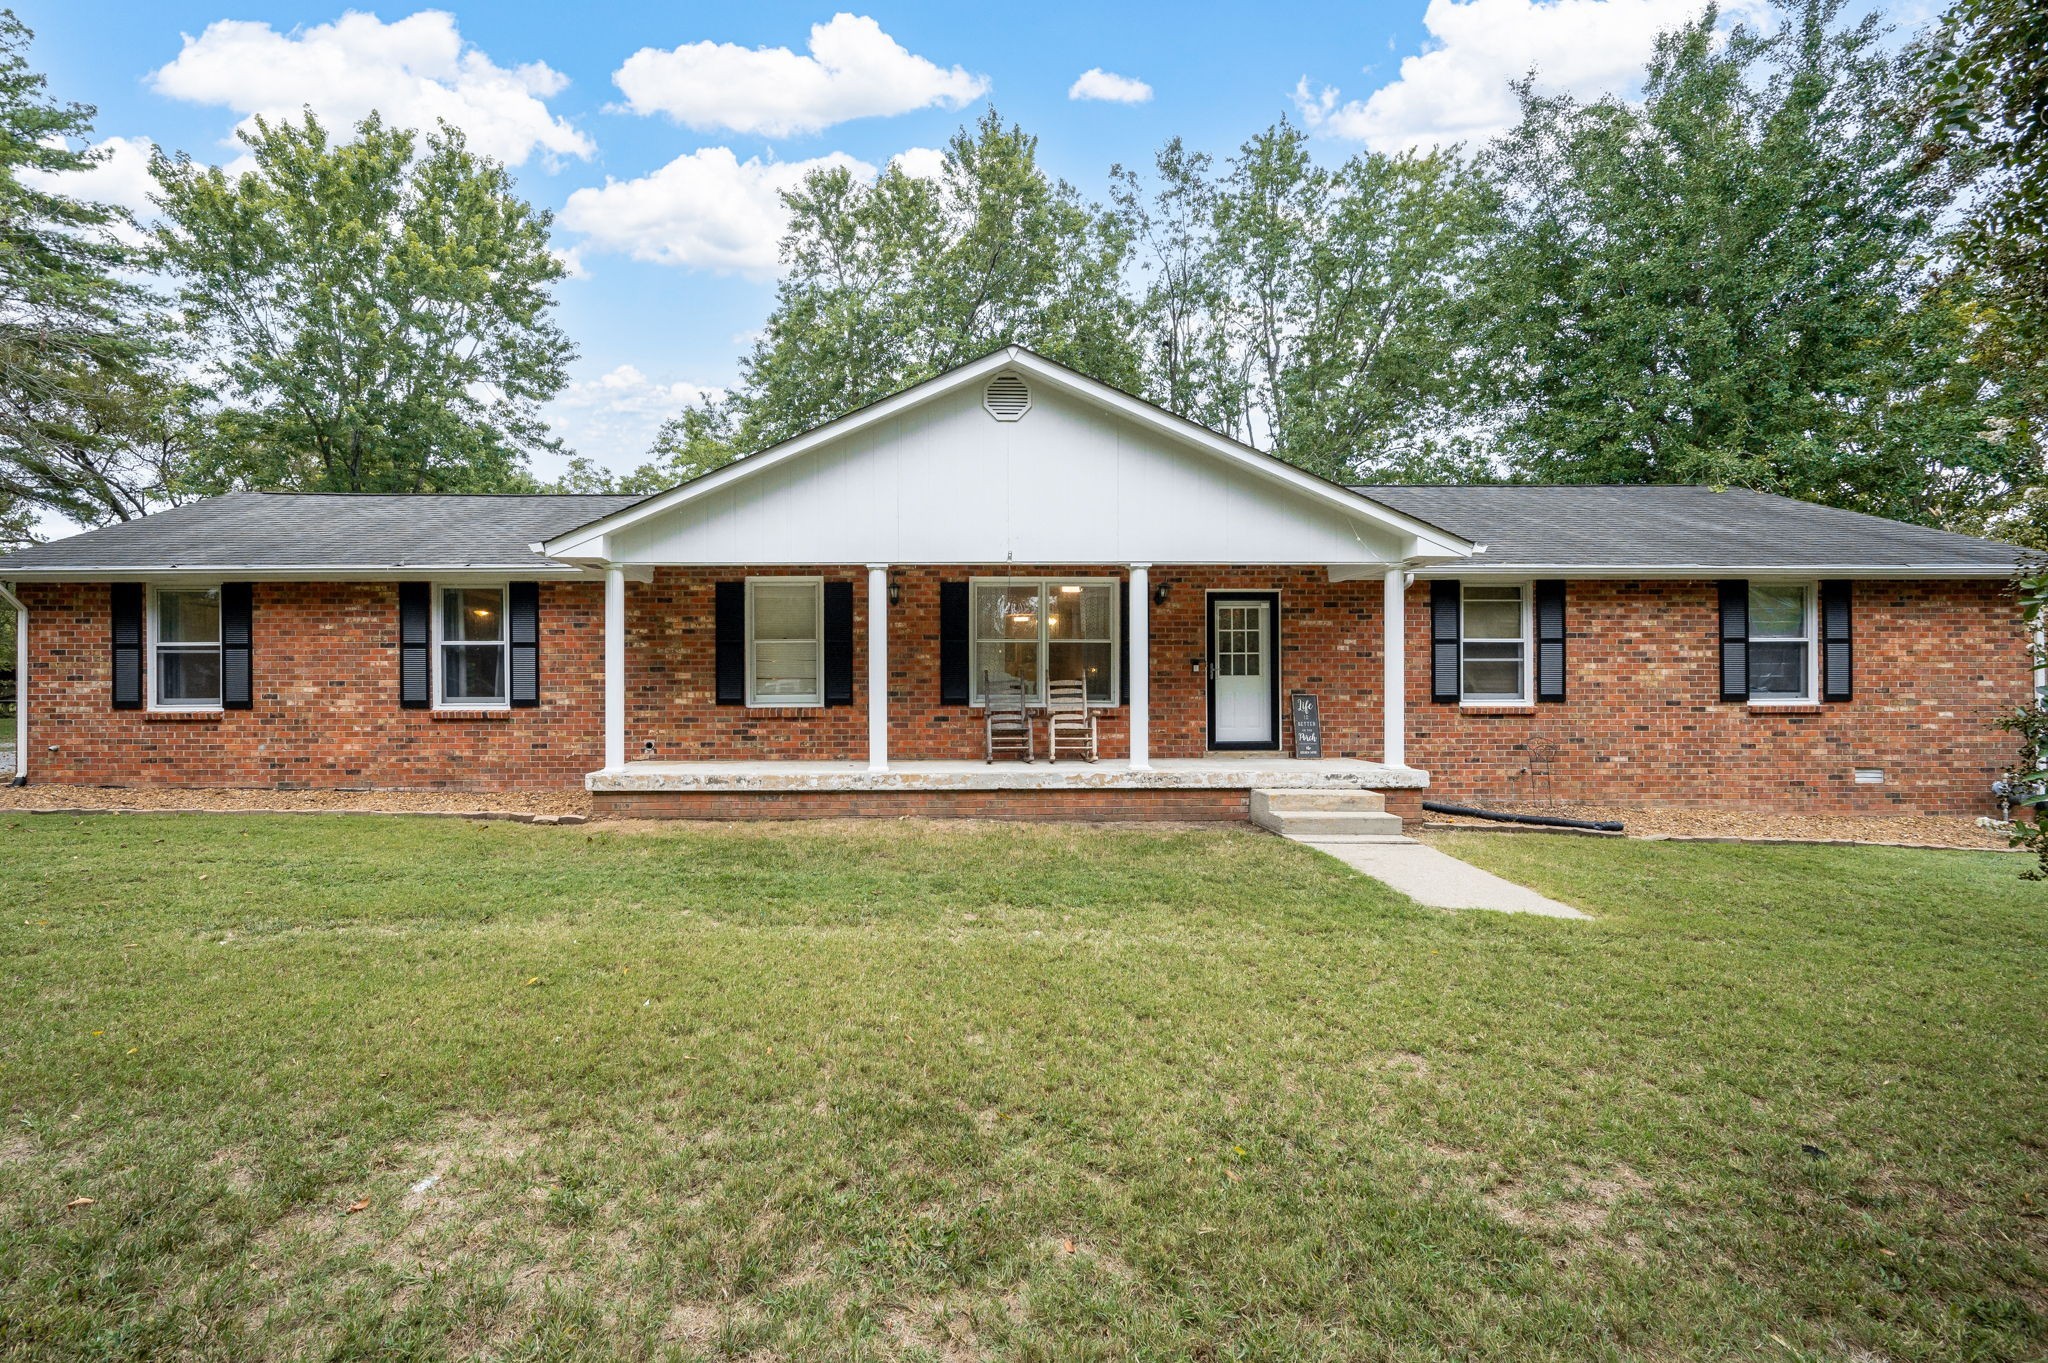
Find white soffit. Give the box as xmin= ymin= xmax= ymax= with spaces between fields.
xmin=544 ymin=349 xmax=1475 ymax=567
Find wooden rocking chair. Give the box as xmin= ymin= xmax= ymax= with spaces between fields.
xmin=983 ymin=672 xmax=1034 ymax=763
xmin=1044 ymin=677 xmax=1098 ymax=763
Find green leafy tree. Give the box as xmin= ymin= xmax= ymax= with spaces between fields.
xmin=151 ymin=111 xmax=573 ymax=494
xmin=1108 ymin=139 xmax=1243 ymax=440
xmin=1476 ymin=0 xmax=2027 ymax=525
xmin=719 ymin=110 xmax=1139 ymax=454
xmin=1914 ymin=0 xmax=2048 ymax=543
xmin=0 ymin=10 xmax=185 ymax=527
xmin=1226 ymin=125 xmax=1499 ymax=482
xmin=1999 ymin=565 xmax=2048 ymax=875
xmin=1111 ymin=123 xmax=1500 ymax=482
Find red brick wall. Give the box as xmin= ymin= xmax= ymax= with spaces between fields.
xmin=593 ymin=788 xmax=1254 ymax=821
xmin=1405 ymin=578 xmax=2025 ymax=814
xmin=15 ymin=572 xmax=2025 ymax=814
xmin=19 ymin=580 xmax=603 ymax=789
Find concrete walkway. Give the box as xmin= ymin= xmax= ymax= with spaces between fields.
xmin=1288 ymin=835 xmax=1588 ymax=919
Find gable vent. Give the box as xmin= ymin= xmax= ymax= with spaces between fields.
xmin=983 ymin=373 xmax=1031 ymax=422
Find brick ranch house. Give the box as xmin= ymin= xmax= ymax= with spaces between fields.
xmin=0 ymin=349 xmax=2027 ymax=823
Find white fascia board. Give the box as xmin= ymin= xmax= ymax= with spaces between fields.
xmin=1410 ymin=563 xmax=2019 ymax=579
xmin=1328 ymin=545 xmax=1484 ymax=581
xmin=541 ymin=347 xmax=1478 ymax=564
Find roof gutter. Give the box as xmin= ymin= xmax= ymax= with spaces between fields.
xmin=1410 ymin=563 xmax=2019 ymax=580
xmin=0 ymin=564 xmax=595 ymax=582
xmin=0 ymin=581 xmax=23 ymax=786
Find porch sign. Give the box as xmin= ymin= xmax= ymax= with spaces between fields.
xmin=1289 ymin=691 xmax=1322 ymax=759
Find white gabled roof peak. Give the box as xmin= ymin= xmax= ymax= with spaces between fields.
xmin=541 ymin=347 xmax=1474 ymax=563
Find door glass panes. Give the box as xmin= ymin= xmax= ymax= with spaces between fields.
xmin=1216 ymin=605 xmax=1262 ymax=677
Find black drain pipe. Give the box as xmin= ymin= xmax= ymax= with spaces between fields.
xmin=1422 ymin=800 xmax=1623 ymax=833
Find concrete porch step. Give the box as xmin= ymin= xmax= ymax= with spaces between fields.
xmin=1252 ymin=788 xmax=1387 ymax=813
xmin=1250 ymin=788 xmax=1406 ymax=839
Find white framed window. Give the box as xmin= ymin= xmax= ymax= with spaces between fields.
xmin=1748 ymin=581 xmax=1816 ymax=703
xmin=1460 ymin=582 xmax=1529 ymax=704
xmin=149 ymin=585 xmax=223 ymax=710
xmin=746 ymin=576 xmax=824 ymax=707
xmin=435 ymin=584 xmax=509 ymax=708
xmin=971 ymin=578 xmax=1119 ymax=704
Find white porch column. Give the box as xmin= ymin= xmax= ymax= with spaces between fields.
xmin=867 ymin=565 xmax=889 ymax=771
xmin=604 ymin=564 xmax=626 ymax=772
xmin=1128 ymin=564 xmax=1151 ymax=769
xmin=0 ymin=581 xmax=25 ymax=786
xmin=1382 ymin=567 xmax=1406 ymax=769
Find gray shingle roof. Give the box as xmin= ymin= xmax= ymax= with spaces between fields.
xmin=0 ymin=484 xmax=2024 ymax=577
xmin=1360 ymin=485 xmax=2023 ymax=575
xmin=0 ymin=492 xmax=644 ymax=574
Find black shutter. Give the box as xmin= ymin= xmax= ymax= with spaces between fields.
xmin=508 ymin=581 xmax=540 ymax=708
xmin=221 ymin=582 xmax=253 ymax=710
xmin=398 ymin=582 xmax=431 ymax=709
xmin=939 ymin=580 xmax=970 ymax=705
xmin=1718 ymin=580 xmax=1749 ymax=702
xmin=822 ymin=580 xmax=854 ymax=706
xmin=1430 ymin=580 xmax=1460 ymax=704
xmin=714 ymin=580 xmax=745 ymax=705
xmin=1534 ymin=580 xmax=1566 ymax=703
xmin=1821 ymin=579 xmax=1852 ymax=702
xmin=1119 ymin=578 xmax=1132 ymax=706
xmin=110 ymin=583 xmax=143 ymax=710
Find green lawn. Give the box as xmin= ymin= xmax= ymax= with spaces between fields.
xmin=0 ymin=816 xmax=2042 ymax=1362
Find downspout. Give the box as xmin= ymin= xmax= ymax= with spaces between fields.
xmin=0 ymin=580 xmax=23 ymax=785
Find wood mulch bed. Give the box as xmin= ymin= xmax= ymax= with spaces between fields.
xmin=1421 ymin=799 xmax=2012 ymax=851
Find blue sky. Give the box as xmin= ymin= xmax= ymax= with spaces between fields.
xmin=19 ymin=0 xmax=1921 ymax=488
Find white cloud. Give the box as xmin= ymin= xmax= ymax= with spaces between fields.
xmin=1068 ymin=69 xmax=1153 ymax=104
xmin=888 ymin=146 xmax=947 ymax=180
xmin=544 ymin=364 xmax=725 ymax=474
xmin=559 ymin=147 xmax=874 ymax=277
xmin=612 ymin=13 xmax=987 ymax=137
xmin=149 ymin=11 xmax=592 ymax=167
xmin=1294 ymin=0 xmax=1772 ymax=152
xmin=20 ymin=135 xmax=160 ymax=222
xmin=554 ymin=364 xmax=722 ymax=416
xmin=550 ymin=245 xmax=589 ymax=280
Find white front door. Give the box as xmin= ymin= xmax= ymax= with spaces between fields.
xmin=1211 ymin=598 xmax=1275 ymax=747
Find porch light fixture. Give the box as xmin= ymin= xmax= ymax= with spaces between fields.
xmin=887 ymin=578 xmax=901 ymax=607
xmin=1152 ymin=583 xmax=1169 ymax=606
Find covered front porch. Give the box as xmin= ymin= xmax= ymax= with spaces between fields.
xmin=537 ymin=350 xmax=1478 ymax=817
